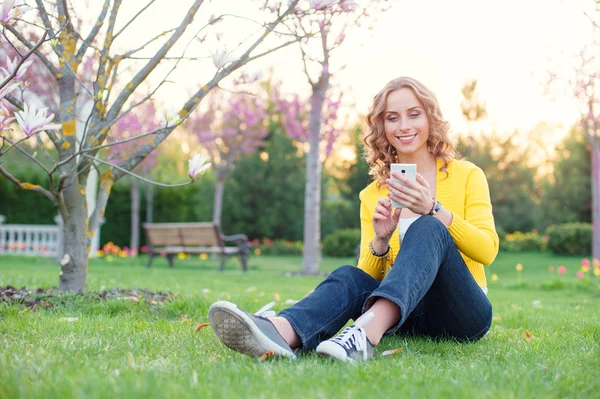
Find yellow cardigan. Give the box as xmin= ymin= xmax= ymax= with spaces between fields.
xmin=357 ymin=158 xmax=499 ymax=288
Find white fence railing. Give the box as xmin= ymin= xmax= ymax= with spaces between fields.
xmin=0 ymin=215 xmax=63 ymax=261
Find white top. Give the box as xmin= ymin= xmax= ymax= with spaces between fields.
xmin=399 ymin=216 xmax=421 ymax=241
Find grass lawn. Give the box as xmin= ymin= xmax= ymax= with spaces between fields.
xmin=0 ymin=251 xmax=599 ymax=399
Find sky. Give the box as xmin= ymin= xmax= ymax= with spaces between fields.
xmin=108 ymin=0 xmax=597 ymax=148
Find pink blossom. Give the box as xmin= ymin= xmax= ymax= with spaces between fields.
xmin=14 ymin=104 xmax=60 ymax=136
xmin=188 ymin=152 xmax=211 ymax=179
xmin=557 ymin=265 xmax=566 ymax=274
xmin=582 ymin=258 xmax=590 ymax=267
xmin=576 ymin=271 xmax=584 ymax=279
xmin=0 ymin=103 xmax=15 ymax=131
xmin=1 ymin=55 xmax=33 ymax=81
xmin=0 ymin=0 xmax=32 ymax=25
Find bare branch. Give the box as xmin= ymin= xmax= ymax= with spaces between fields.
xmin=113 ymin=0 xmax=157 ymax=40
xmin=83 ymin=154 xmax=193 ymax=188
xmin=4 ymin=25 xmax=60 ymax=77
xmin=0 ymin=31 xmax=49 ymax=91
xmin=0 ymin=164 xmax=57 ymax=205
xmin=34 ymin=0 xmax=56 ymax=35
xmin=118 ymin=28 xmax=177 ymax=59
xmin=0 ymin=136 xmax=52 ymax=174
xmin=75 ymin=0 xmax=112 ymax=62
xmin=104 ymin=0 xmax=205 ymax=124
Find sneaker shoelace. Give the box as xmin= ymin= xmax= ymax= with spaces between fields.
xmin=331 ymin=311 xmax=375 ymax=361
xmin=254 ymin=301 xmax=276 ymax=318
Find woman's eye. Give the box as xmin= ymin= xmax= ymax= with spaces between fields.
xmin=410 ymin=113 xmax=420 ymax=118
xmin=387 ymin=116 xmax=398 ymax=122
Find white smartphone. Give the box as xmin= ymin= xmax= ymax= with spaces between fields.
xmin=390 ymin=163 xmax=417 ymax=208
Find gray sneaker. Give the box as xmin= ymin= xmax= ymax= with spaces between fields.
xmin=208 ymin=300 xmax=297 ymax=360
xmin=316 ymin=312 xmax=375 ymax=362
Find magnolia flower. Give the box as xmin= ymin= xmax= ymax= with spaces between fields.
xmin=1 ymin=56 xmax=33 ymax=81
xmin=0 ymin=81 xmax=18 ymax=101
xmin=210 ymin=48 xmax=233 ymax=69
xmin=0 ymin=103 xmax=14 ymax=131
xmin=309 ymin=0 xmax=337 ymax=9
xmin=14 ymin=104 xmax=60 ymax=136
xmin=188 ymin=152 xmax=211 ymax=179
xmin=0 ymin=0 xmax=32 ymax=25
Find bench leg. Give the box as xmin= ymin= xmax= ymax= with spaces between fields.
xmin=219 ymin=254 xmax=226 ymax=271
xmin=240 ymin=253 xmax=248 ymax=272
xmin=146 ymin=253 xmax=154 ymax=268
xmin=166 ymin=254 xmax=175 ymax=268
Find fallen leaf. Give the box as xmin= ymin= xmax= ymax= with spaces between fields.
xmin=195 ymin=323 xmax=209 ymax=332
xmin=381 ymin=348 xmax=403 ymax=357
xmin=126 ymin=296 xmax=139 ymax=302
xmin=492 ymin=316 xmax=502 ymax=321
xmin=259 ymin=350 xmax=275 ymax=362
xmin=273 ymin=293 xmax=280 ymax=301
xmin=525 ymin=329 xmax=531 ymax=342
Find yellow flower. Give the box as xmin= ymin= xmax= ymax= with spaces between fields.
xmin=516 ymin=263 xmax=523 ymax=272
xmin=581 ymin=266 xmax=590 ymax=273
xmin=254 ymin=248 xmax=262 ymax=255
xmin=594 ymin=268 xmax=600 ymax=277
xmin=199 ymin=253 xmax=208 ymax=260
xmin=118 ymin=250 xmax=126 ymax=257
xmin=177 ymin=252 xmax=186 ymax=260
xmin=491 ymin=274 xmax=498 ymax=282
xmin=97 ymin=250 xmax=104 ymax=257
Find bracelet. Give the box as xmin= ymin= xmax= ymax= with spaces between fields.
xmin=369 ymin=241 xmax=391 ymax=257
xmin=428 ymin=199 xmax=442 ymax=216
xmin=427 ymin=198 xmax=436 ymax=215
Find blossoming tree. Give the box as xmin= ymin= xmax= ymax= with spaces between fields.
xmin=281 ymin=0 xmax=390 ymax=274
xmin=186 ymin=87 xmax=268 ymax=226
xmin=0 ymin=0 xmax=314 ymax=291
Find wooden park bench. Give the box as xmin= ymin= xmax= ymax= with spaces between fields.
xmin=142 ymin=222 xmax=250 ymax=271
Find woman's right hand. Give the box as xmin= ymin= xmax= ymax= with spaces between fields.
xmin=372 ymin=197 xmax=401 ymax=243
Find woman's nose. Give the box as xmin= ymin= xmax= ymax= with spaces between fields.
xmin=399 ymin=119 xmax=411 ymax=132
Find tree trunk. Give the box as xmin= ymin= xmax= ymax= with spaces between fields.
xmin=213 ymin=174 xmax=226 ymax=225
xmin=302 ymin=78 xmax=329 ymax=274
xmin=130 ymin=178 xmax=140 ymax=256
xmin=592 ymin=140 xmax=599 ymax=263
xmin=59 ymin=185 xmax=89 ymax=292
xmin=145 ymin=184 xmax=154 ymax=223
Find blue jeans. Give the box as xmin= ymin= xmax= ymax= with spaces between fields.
xmin=279 ymin=216 xmax=493 ymax=351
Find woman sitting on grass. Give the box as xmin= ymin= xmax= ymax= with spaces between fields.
xmin=208 ymin=76 xmax=499 ymax=362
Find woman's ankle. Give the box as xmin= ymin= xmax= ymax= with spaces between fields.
xmin=269 ymin=316 xmax=301 ymax=349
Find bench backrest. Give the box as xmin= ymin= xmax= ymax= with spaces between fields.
xmin=143 ymin=223 xmax=223 ymax=247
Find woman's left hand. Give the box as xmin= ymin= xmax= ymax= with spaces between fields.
xmin=386 ymin=172 xmax=433 ymax=215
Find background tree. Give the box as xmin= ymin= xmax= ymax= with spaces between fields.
xmin=460 ymin=79 xmax=487 ymax=125
xmin=187 ymin=87 xmax=268 ymax=226
xmin=540 ymin=126 xmax=592 ymax=230
xmin=0 ymin=0 xmax=310 ymax=291
xmin=280 ymin=0 xmax=390 ymax=274
xmin=457 ymin=132 xmax=540 ymax=234
xmin=108 ymin=100 xmax=161 ymax=255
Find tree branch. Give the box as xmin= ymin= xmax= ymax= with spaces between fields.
xmin=34 ymin=0 xmax=56 ymax=36
xmin=0 ymin=164 xmax=57 ymax=205
xmin=113 ymin=0 xmax=157 ymax=40
xmin=75 ymin=0 xmax=111 ymax=62
xmin=4 ymin=25 xmax=60 ymax=77
xmin=104 ymin=0 xmax=205 ymax=124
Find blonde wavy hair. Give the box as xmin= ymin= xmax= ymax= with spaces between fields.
xmin=363 ymin=77 xmax=456 ymax=186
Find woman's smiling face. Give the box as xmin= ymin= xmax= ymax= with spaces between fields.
xmin=383 ymin=88 xmax=430 ymax=159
